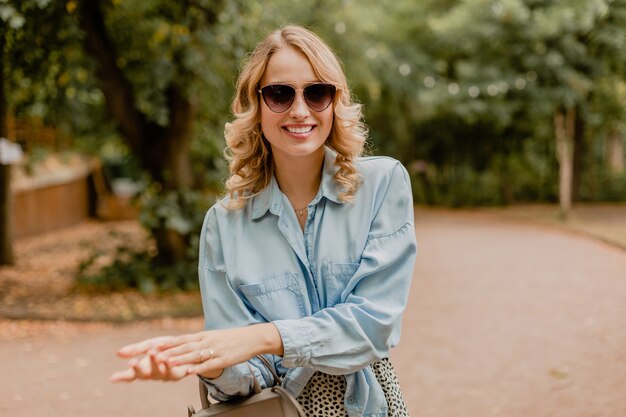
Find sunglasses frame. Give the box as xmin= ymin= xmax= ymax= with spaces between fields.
xmin=258 ymin=82 xmax=337 ymax=113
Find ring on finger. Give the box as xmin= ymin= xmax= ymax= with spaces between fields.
xmin=199 ymin=348 xmax=214 ymax=362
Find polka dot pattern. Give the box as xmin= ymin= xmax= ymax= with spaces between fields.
xmin=296 ymin=358 xmax=409 ymax=417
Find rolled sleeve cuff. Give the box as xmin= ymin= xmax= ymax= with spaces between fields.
xmin=273 ymin=319 xmax=313 ymax=368
xmin=199 ymin=363 xmax=255 ymax=401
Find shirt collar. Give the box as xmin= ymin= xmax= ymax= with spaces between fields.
xmin=319 ymin=145 xmax=343 ymax=205
xmin=250 ymin=146 xmax=343 ymax=220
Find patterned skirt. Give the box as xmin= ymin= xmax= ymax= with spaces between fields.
xmin=296 ymin=358 xmax=409 ymax=417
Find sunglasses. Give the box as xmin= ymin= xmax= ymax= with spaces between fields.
xmin=258 ymin=83 xmax=337 ymax=113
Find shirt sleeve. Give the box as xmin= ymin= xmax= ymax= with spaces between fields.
xmin=198 ymin=356 xmax=278 ymax=402
xmin=273 ymin=162 xmax=417 ymax=374
xmin=197 ymin=208 xmax=278 ymax=400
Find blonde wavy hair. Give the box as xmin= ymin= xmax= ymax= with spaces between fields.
xmin=223 ymin=25 xmax=368 ymax=209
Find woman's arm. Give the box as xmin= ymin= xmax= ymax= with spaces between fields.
xmin=110 ymin=207 xmax=284 ymax=393
xmin=111 ymin=162 xmax=416 ymax=390
xmin=109 ymin=322 xmax=283 ymax=383
xmin=156 ymin=322 xmax=283 ymax=377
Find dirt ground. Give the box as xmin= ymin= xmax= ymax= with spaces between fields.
xmin=0 ymin=206 xmax=625 ymax=417
xmin=0 ymin=220 xmax=202 ymax=322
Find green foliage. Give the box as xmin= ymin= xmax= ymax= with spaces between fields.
xmin=75 ymin=240 xmax=199 ymax=294
xmin=138 ymin=185 xmax=209 ymax=239
xmin=579 ymin=168 xmax=626 ymax=201
xmin=339 ymin=0 xmax=626 ymax=205
xmin=21 ymin=145 xmax=50 ymax=174
xmin=411 ymin=149 xmax=558 ymax=207
xmin=3 ymin=0 xmax=93 ymax=123
xmin=7 ymin=0 xmax=626 ymax=291
xmin=76 ymin=187 xmax=213 ymax=293
xmin=7 ymin=0 xmax=626 ymax=204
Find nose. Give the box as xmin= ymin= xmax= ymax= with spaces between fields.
xmin=289 ymin=91 xmax=310 ymax=119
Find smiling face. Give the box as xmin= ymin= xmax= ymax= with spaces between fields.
xmin=259 ymin=46 xmax=334 ymax=166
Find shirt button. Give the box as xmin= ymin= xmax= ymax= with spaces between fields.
xmin=347 ymin=397 xmax=355 ymax=404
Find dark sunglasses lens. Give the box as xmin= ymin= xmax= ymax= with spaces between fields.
xmin=304 ymin=84 xmax=336 ymax=111
xmin=262 ymin=85 xmax=295 ymax=112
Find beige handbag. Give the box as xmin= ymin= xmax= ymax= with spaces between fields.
xmin=187 ymin=356 xmax=306 ymax=417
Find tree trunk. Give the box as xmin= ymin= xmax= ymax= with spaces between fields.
xmin=77 ymin=0 xmax=196 ymax=263
xmin=605 ymin=128 xmax=624 ymax=174
xmin=0 ymin=31 xmax=14 ymax=266
xmin=571 ymin=107 xmax=585 ymax=202
xmin=554 ymin=108 xmax=575 ymax=218
xmin=0 ymin=164 xmax=11 ymax=266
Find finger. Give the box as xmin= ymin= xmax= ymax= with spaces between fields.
xmin=149 ymin=351 xmax=166 ymax=379
xmin=110 ymin=368 xmax=138 ymax=383
xmin=132 ymin=356 xmax=153 ymax=379
xmin=127 ymin=356 xmax=142 ymax=367
xmin=187 ymin=357 xmax=224 ymax=378
xmin=167 ymin=349 xmax=206 ymax=367
xmin=117 ymin=342 xmax=151 ymax=358
xmin=158 ymin=361 xmax=168 ymax=376
xmin=157 ymin=342 xmax=201 ymax=363
xmin=117 ymin=337 xmax=168 ymax=358
xmin=164 ymin=362 xmax=193 ymax=381
xmin=157 ymin=354 xmax=170 ymax=377
xmin=152 ymin=356 xmax=191 ymax=381
xmin=155 ymin=333 xmax=202 ymax=351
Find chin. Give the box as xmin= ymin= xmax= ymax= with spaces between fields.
xmin=274 ymin=140 xmax=326 ymax=159
xmin=291 ymin=141 xmax=326 ymax=155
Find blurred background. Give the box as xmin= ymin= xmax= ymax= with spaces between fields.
xmin=0 ymin=1 xmax=625 ymax=416
xmin=1 ymin=0 xmax=625 ymax=277
xmin=2 ymin=0 xmax=625 ymax=283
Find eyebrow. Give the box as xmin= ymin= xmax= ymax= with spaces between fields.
xmin=262 ymin=80 xmax=322 ymax=86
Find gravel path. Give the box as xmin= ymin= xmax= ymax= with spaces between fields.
xmin=1 ymin=208 xmax=625 ymax=417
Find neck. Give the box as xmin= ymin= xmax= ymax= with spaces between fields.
xmin=273 ymin=147 xmax=325 ymax=208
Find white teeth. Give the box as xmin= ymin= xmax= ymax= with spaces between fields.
xmin=286 ymin=126 xmax=313 ymax=134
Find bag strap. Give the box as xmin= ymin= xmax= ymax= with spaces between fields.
xmin=255 ymin=356 xmax=307 ymax=416
xmin=255 ymin=354 xmax=282 ymax=387
xmin=199 ymin=377 xmax=210 ymax=409
xmin=271 ymin=386 xmax=307 ymax=417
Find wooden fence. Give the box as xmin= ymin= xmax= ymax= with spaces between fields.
xmin=11 ymin=157 xmax=94 ymax=239
xmin=6 ymin=114 xmax=137 ymax=239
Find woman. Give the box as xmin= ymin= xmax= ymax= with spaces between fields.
xmin=111 ymin=25 xmax=417 ymax=417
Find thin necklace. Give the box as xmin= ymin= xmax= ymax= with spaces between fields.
xmin=294 ymin=206 xmax=308 ymax=217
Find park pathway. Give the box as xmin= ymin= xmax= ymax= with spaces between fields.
xmin=1 ymin=208 xmax=625 ymax=417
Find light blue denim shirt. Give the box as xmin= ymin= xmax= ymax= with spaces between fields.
xmin=198 ymin=146 xmax=417 ymax=417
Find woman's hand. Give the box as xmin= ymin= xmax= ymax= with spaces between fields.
xmin=109 ymin=323 xmax=283 ymax=382
xmin=154 ymin=323 xmax=283 ymax=379
xmin=110 ymin=349 xmax=190 ymax=382
xmin=109 ymin=336 xmax=191 ymax=382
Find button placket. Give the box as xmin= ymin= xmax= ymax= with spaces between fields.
xmin=303 ymin=204 xmax=323 ymax=312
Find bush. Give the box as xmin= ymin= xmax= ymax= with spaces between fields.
xmin=411 ymin=152 xmax=558 ymax=207
xmin=75 ymin=187 xmax=214 ymax=293
xmin=579 ymin=168 xmax=626 ymax=202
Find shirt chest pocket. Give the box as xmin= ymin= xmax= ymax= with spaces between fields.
xmin=324 ymin=262 xmax=360 ymax=306
xmin=238 ymin=273 xmax=307 ymax=322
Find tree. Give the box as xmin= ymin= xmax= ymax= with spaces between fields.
xmin=1 ymin=23 xmax=11 ymax=265
xmin=3 ymin=0 xmax=322 ymax=276
xmin=0 ymin=0 xmax=87 ymax=264
xmin=71 ymin=0 xmax=346 ymax=265
xmin=5 ymin=0 xmax=625 ymax=277
xmin=369 ymin=0 xmax=626 ymax=212
xmin=75 ymin=0 xmax=203 ymax=263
